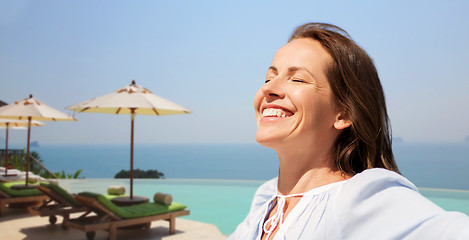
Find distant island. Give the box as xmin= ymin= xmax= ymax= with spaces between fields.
xmin=114 ymin=169 xmax=165 ymax=179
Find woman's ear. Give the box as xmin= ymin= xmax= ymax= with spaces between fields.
xmin=334 ymin=113 xmax=352 ymax=130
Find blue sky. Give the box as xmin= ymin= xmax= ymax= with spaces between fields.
xmin=1 ymin=0 xmax=468 ymax=145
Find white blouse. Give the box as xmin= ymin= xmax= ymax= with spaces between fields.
xmin=228 ymin=168 xmax=469 ymax=239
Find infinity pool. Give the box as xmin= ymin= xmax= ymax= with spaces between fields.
xmin=57 ymin=178 xmax=469 ymax=235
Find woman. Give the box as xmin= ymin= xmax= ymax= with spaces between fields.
xmin=228 ymin=23 xmax=469 ymax=239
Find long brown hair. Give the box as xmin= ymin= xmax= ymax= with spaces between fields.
xmin=289 ymin=23 xmax=399 ymax=175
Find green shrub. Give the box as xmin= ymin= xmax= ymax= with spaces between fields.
xmin=114 ymin=169 xmax=165 ymax=179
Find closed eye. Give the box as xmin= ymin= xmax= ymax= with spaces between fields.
xmin=265 ymin=79 xmax=271 ymax=83
xmin=292 ymin=79 xmax=307 ymax=83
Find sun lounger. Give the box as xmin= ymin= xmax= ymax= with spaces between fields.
xmin=27 ymin=182 xmax=89 ymax=228
xmin=64 ymin=192 xmax=190 ymax=240
xmin=0 ymin=168 xmax=45 ymax=183
xmin=0 ymin=181 xmax=49 ymax=216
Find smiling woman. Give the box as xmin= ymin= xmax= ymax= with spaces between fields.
xmin=255 ymin=38 xmax=342 ymax=171
xmin=228 ymin=22 xmax=469 ymax=240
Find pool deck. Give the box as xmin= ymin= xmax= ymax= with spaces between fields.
xmin=0 ymin=207 xmax=226 ymax=240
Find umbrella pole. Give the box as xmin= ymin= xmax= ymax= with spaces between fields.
xmin=4 ymin=123 xmax=9 ymax=176
xmin=130 ymin=110 xmax=136 ymax=199
xmin=26 ymin=117 xmax=31 ymax=186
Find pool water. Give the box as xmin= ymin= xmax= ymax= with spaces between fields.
xmin=419 ymin=188 xmax=469 ymax=214
xmin=58 ymin=179 xmax=469 ymax=235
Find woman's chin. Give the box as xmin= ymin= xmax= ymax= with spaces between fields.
xmin=255 ymin=132 xmax=283 ymax=148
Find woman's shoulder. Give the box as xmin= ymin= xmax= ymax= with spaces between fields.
xmin=341 ymin=168 xmax=418 ymax=193
xmin=333 ymin=168 xmax=420 ymax=212
xmin=331 ymin=168 xmax=419 ymax=214
xmin=332 ymin=168 xmax=469 ymax=239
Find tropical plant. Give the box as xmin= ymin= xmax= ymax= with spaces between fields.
xmin=53 ymin=169 xmax=84 ymax=179
xmin=8 ymin=149 xmax=45 ymax=174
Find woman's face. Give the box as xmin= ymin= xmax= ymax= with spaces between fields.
xmin=254 ymin=38 xmax=340 ymax=148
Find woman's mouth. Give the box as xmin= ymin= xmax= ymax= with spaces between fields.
xmin=262 ymin=108 xmax=293 ymax=118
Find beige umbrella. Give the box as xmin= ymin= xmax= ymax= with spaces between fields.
xmin=67 ymin=80 xmax=191 ymax=199
xmin=0 ymin=95 xmax=76 ymax=188
xmin=0 ymin=118 xmax=44 ymax=176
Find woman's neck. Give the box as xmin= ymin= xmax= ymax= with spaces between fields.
xmin=275 ymin=145 xmax=349 ymax=195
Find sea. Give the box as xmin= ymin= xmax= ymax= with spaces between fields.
xmin=14 ymin=142 xmax=469 ymax=190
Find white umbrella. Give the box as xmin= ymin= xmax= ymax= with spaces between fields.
xmin=68 ymin=80 xmax=191 ymax=199
xmin=0 ymin=118 xmax=44 ymax=176
xmin=0 ymin=95 xmax=76 ymax=188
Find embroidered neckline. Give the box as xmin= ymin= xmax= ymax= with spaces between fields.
xmin=262 ymin=180 xmax=348 ymax=239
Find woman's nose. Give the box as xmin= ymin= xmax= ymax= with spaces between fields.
xmin=261 ymin=78 xmax=285 ymax=100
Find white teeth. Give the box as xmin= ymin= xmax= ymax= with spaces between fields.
xmin=262 ymin=108 xmax=289 ymax=117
